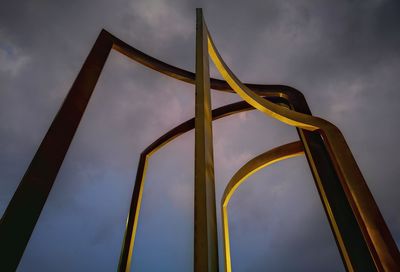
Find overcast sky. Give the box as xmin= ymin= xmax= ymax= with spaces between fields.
xmin=1 ymin=0 xmax=400 ymax=271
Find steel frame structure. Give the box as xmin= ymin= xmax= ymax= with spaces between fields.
xmin=0 ymin=8 xmax=399 ymax=272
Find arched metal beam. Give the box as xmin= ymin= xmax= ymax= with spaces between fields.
xmin=220 ymin=141 xmax=304 ymax=272
xmin=117 ymin=97 xmax=288 ymax=271
xmin=113 ymin=26 xmax=400 ymax=272
xmin=207 ymin=24 xmax=400 ymax=271
xmin=112 ymin=20 xmax=392 ymax=270
xmin=0 ymin=28 xmax=314 ymax=272
xmin=1 ymin=10 xmax=398 ymax=271
xmin=0 ymin=27 xmax=304 ymax=271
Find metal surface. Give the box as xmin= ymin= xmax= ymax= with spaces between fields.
xmin=0 ymin=8 xmax=398 ymax=272
xmin=207 ymin=29 xmax=400 ymax=271
xmin=117 ymin=97 xmax=285 ymax=271
xmin=194 ymin=9 xmax=219 ymax=271
xmin=0 ymin=27 xmax=301 ymax=272
xmin=0 ymin=30 xmax=114 ymax=272
xmin=221 ymin=141 xmax=304 ymax=272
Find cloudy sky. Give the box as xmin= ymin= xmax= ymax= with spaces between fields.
xmin=1 ymin=0 xmax=400 ymax=271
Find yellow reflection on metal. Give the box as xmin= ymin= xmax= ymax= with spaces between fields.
xmin=221 ymin=141 xmax=304 ymax=272
xmin=4 ymin=8 xmax=399 ymax=272
xmin=123 ymin=159 xmax=148 ymax=272
xmin=194 ymin=9 xmax=218 ymax=271
xmin=206 ymin=28 xmax=399 ymax=270
xmin=119 ymin=100 xmax=257 ymax=271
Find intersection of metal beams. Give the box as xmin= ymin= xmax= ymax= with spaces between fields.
xmin=0 ymin=8 xmax=399 ymax=272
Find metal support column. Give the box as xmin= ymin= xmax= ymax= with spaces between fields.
xmin=194 ymin=8 xmax=219 ymax=272
xmin=0 ymin=30 xmax=113 ymax=272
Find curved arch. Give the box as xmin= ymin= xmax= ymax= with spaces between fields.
xmin=114 ymin=24 xmax=399 ymax=271
xmin=110 ymin=30 xmax=306 ymax=101
xmin=2 ymin=13 xmax=398 ymax=271
xmin=1 ymin=27 xmax=317 ymax=271
xmin=206 ymin=26 xmax=399 ymax=270
xmin=118 ymin=97 xmax=288 ymax=271
xmin=220 ymin=141 xmax=304 ymax=272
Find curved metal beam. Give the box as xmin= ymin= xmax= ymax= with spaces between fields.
xmin=110 ymin=32 xmax=400 ymax=272
xmin=109 ymin=32 xmax=374 ymax=272
xmin=117 ymin=97 xmax=288 ymax=271
xmin=221 ymin=141 xmax=304 ymax=272
xmin=0 ymin=27 xmax=309 ymax=271
xmin=207 ymin=26 xmax=400 ymax=271
xmin=110 ymin=31 xmax=304 ymax=100
xmin=1 ymin=11 xmax=398 ymax=271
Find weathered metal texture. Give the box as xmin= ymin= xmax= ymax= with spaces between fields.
xmin=0 ymin=8 xmax=399 ymax=272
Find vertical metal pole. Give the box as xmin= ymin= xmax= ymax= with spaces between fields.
xmin=0 ymin=30 xmax=113 ymax=272
xmin=194 ymin=8 xmax=219 ymax=272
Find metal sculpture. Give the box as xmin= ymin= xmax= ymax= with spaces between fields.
xmin=0 ymin=8 xmax=399 ymax=272
xmin=221 ymin=141 xmax=304 ymax=272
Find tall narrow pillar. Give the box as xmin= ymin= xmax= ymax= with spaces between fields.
xmin=194 ymin=8 xmax=219 ymax=272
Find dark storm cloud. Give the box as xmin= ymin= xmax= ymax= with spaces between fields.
xmin=1 ymin=0 xmax=399 ymax=271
